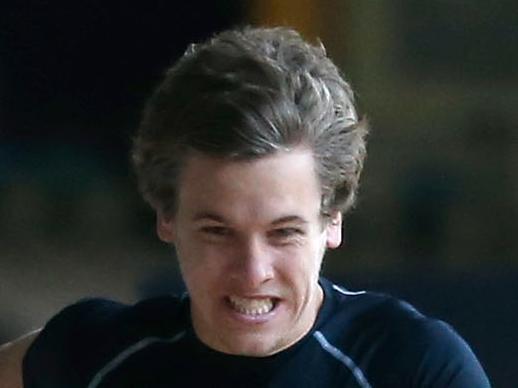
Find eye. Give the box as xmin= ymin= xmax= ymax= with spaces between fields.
xmin=200 ymin=226 xmax=231 ymax=236
xmin=269 ymin=227 xmax=304 ymax=241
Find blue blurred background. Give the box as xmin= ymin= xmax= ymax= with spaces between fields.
xmin=1 ymin=1 xmax=516 ymax=385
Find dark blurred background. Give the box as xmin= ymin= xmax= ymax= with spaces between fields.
xmin=1 ymin=1 xmax=516 ymax=385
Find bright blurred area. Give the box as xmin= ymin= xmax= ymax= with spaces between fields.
xmin=1 ymin=1 xmax=516 ymax=385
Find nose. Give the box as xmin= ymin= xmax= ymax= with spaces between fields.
xmin=233 ymin=236 xmax=274 ymax=288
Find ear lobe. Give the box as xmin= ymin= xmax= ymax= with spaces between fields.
xmin=156 ymin=213 xmax=176 ymax=243
xmin=325 ymin=212 xmax=342 ymax=249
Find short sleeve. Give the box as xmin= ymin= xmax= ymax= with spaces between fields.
xmin=22 ymin=295 xmax=185 ymax=387
xmin=23 ymin=298 xmax=128 ymax=387
xmin=369 ymin=299 xmax=491 ymax=388
xmin=410 ymin=319 xmax=491 ymax=388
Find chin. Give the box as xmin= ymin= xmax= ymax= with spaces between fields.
xmin=224 ymin=335 xmax=282 ymax=357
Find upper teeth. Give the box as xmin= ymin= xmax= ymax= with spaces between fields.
xmin=229 ymin=296 xmax=274 ymax=316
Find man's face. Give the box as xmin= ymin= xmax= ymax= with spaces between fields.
xmin=157 ymin=148 xmax=342 ymax=356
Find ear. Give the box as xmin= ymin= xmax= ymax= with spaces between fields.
xmin=156 ymin=211 xmax=176 ymax=243
xmin=325 ymin=211 xmax=342 ymax=249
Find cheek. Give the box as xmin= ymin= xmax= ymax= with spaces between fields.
xmin=176 ymin=239 xmax=230 ymax=287
xmin=305 ymin=231 xmax=327 ymax=268
xmin=282 ymin=239 xmax=325 ymax=283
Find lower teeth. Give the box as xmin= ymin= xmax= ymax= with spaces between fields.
xmin=229 ymin=299 xmax=275 ymax=315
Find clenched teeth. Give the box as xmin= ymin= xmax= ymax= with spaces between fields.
xmin=228 ymin=296 xmax=274 ymax=316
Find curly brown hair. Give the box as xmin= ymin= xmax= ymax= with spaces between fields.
xmin=132 ymin=26 xmax=368 ymax=218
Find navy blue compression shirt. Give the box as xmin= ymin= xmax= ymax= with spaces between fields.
xmin=23 ymin=278 xmax=490 ymax=387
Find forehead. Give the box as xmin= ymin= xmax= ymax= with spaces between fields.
xmin=176 ymin=149 xmax=322 ymax=223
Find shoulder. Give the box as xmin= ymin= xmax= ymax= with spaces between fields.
xmin=319 ymin=280 xmax=491 ymax=387
xmin=23 ymin=295 xmax=186 ymax=387
xmin=319 ymin=279 xmax=420 ymax=333
xmin=0 ymin=330 xmax=40 ymax=388
xmin=372 ymin=299 xmax=491 ymax=387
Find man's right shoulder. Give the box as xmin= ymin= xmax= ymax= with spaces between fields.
xmin=23 ymin=295 xmax=187 ymax=387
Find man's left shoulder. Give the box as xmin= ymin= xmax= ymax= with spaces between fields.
xmin=372 ymin=296 xmax=491 ymax=387
xmin=321 ymin=282 xmax=491 ymax=387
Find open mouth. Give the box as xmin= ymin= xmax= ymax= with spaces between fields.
xmin=226 ymin=296 xmax=279 ymax=317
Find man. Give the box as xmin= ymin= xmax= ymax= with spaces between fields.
xmin=2 ymin=26 xmax=489 ymax=387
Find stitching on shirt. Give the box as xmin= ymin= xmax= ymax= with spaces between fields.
xmin=332 ymin=284 xmax=366 ymax=296
xmin=86 ymin=330 xmax=186 ymax=388
xmin=313 ymin=330 xmax=372 ymax=388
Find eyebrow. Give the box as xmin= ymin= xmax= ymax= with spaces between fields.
xmin=192 ymin=212 xmax=227 ymax=223
xmin=192 ymin=213 xmax=308 ymax=226
xmin=271 ymin=215 xmax=309 ymax=226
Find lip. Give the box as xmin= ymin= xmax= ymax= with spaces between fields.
xmin=223 ymin=296 xmax=281 ymax=324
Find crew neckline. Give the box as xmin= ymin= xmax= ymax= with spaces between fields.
xmin=183 ymin=277 xmax=337 ymax=365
